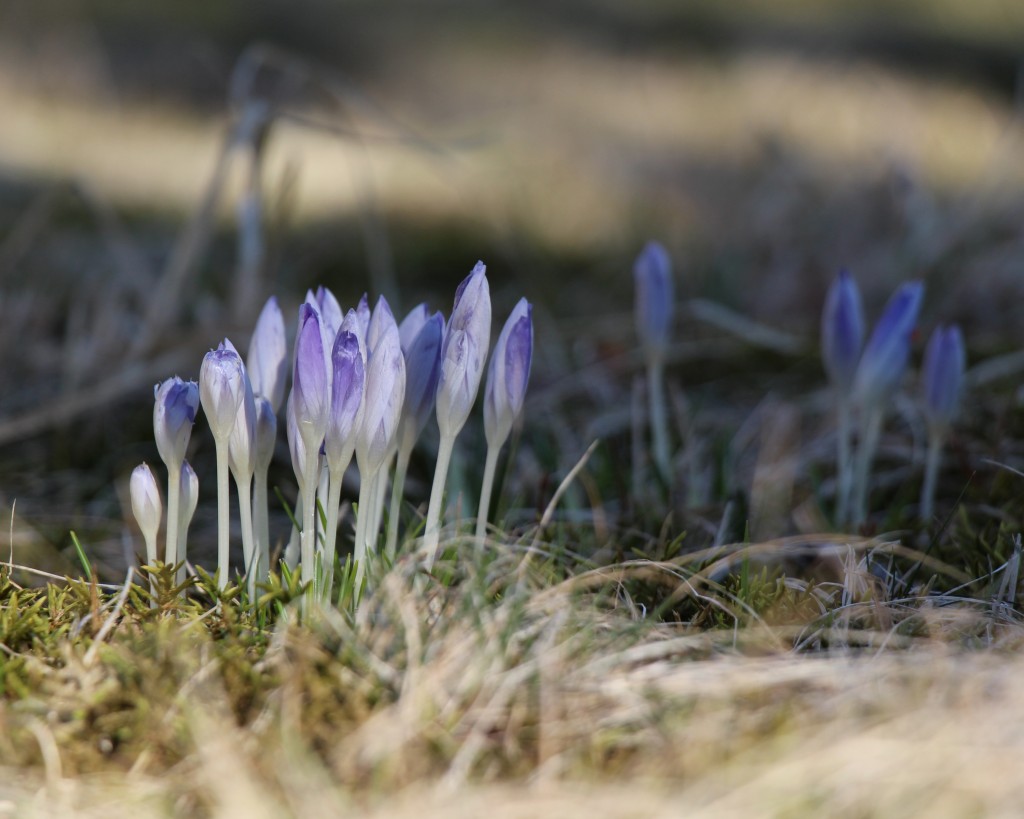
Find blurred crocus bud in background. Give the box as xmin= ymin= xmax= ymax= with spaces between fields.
xmin=821 ymin=269 xmax=864 ymax=395
xmin=130 ymin=463 xmax=162 ymax=566
xmin=853 ymin=281 xmax=924 ymax=410
xmin=484 ymin=298 xmax=533 ymax=450
xmin=436 ymin=261 xmax=492 ymax=440
xmin=153 ymin=377 xmax=199 ymax=469
xmin=633 ymin=241 xmax=673 ymax=362
xmin=398 ymin=302 xmax=430 ymax=354
xmin=200 ymin=346 xmax=245 ymax=442
xmin=356 ymin=323 xmax=406 ymax=476
xmin=325 ymin=321 xmax=366 ymax=475
xmin=247 ymin=296 xmax=288 ymax=414
xmin=922 ymin=324 xmax=965 ymax=434
xmin=316 ymin=285 xmax=344 ymax=340
xmin=253 ymin=396 xmax=277 ymax=474
xmin=292 ymin=304 xmax=330 ymax=448
xmin=400 ymin=311 xmax=445 ymax=445
xmin=367 ymin=295 xmax=396 ymax=357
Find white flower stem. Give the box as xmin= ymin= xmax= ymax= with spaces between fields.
xmin=322 ymin=473 xmax=344 ymax=603
xmin=236 ymin=474 xmax=257 ymax=601
xmin=835 ymin=399 xmax=853 ymax=526
xmin=353 ymin=466 xmax=379 ymax=596
xmin=647 ymin=358 xmax=671 ymax=485
xmin=851 ymin=406 xmax=884 ymax=527
xmin=370 ymin=452 xmax=394 ymax=554
xmin=920 ymin=434 xmax=944 ymax=524
xmin=252 ymin=465 xmax=270 ymax=579
xmin=385 ymin=442 xmax=413 ymax=563
xmin=215 ymin=443 xmax=231 ymax=591
xmin=424 ymin=433 xmax=456 ymax=570
xmin=164 ymin=460 xmax=181 ymax=568
xmin=475 ymin=444 xmax=501 ymax=542
xmin=300 ymin=452 xmax=320 ymax=593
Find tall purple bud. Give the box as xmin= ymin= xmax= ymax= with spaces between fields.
xmin=247 ymin=296 xmax=288 ymax=414
xmin=400 ymin=312 xmax=445 ymax=445
xmin=634 ymin=241 xmax=673 ymax=362
xmin=436 ymin=261 xmax=492 ymax=440
xmin=922 ymin=324 xmax=965 ymax=434
xmin=367 ymin=295 xmax=396 ymax=358
xmin=399 ymin=303 xmax=431 ymax=354
xmin=484 ymin=299 xmax=533 ymax=450
xmin=316 ymin=286 xmax=344 ymax=340
xmin=154 ymin=377 xmax=199 ymax=469
xmin=853 ymin=281 xmax=924 ymax=409
xmin=228 ymin=365 xmax=257 ymax=481
xmin=200 ymin=347 xmax=245 ymax=443
xmin=325 ymin=318 xmax=366 ymax=475
xmin=355 ymin=293 xmax=371 ymax=340
xmin=356 ymin=324 xmax=406 ymax=476
xmin=292 ymin=304 xmax=330 ymax=447
xmin=821 ymin=269 xmax=864 ymax=394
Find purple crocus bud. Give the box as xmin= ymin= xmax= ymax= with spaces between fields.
xmin=400 ymin=311 xmax=445 ymax=442
xmin=325 ymin=321 xmax=366 ymax=474
xmin=200 ymin=346 xmax=245 ymax=442
xmin=228 ymin=364 xmax=257 ymax=480
xmin=922 ymin=324 xmax=965 ymax=433
xmin=821 ymin=269 xmax=864 ymax=394
xmin=286 ymin=392 xmax=310 ymax=490
xmin=436 ymin=261 xmax=492 ymax=440
xmin=398 ymin=302 xmax=430 ymax=354
xmin=853 ymin=281 xmax=924 ymax=409
xmin=179 ymin=460 xmax=199 ymax=533
xmin=355 ymin=293 xmax=371 ymax=340
xmin=356 ymin=322 xmax=406 ymax=475
xmin=315 ymin=286 xmax=344 ymax=339
xmin=633 ymin=241 xmax=673 ymax=361
xmin=153 ymin=377 xmax=199 ymax=469
xmin=253 ymin=396 xmax=277 ymax=474
xmin=292 ymin=303 xmax=330 ymax=446
xmin=247 ymin=296 xmax=287 ymax=414
xmin=367 ymin=295 xmax=396 ymax=357
xmin=130 ymin=463 xmax=162 ymax=561
xmin=484 ymin=298 xmax=533 ymax=449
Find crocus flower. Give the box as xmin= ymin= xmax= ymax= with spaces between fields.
xmin=484 ymin=298 xmax=533 ymax=450
xmin=355 ymin=293 xmax=371 ymax=340
xmin=130 ymin=463 xmax=162 ymax=567
xmin=228 ymin=365 xmax=257 ymax=482
xmin=367 ymin=295 xmax=396 ymax=358
xmin=922 ymin=324 xmax=965 ymax=434
xmin=178 ymin=460 xmax=199 ymax=550
xmin=153 ymin=377 xmax=199 ymax=471
xmin=200 ymin=346 xmax=246 ymax=443
xmin=821 ymin=269 xmax=864 ymax=395
xmin=247 ymin=296 xmax=288 ymax=414
xmin=634 ymin=241 xmax=673 ymax=362
xmin=316 ymin=285 xmax=344 ymax=340
xmin=325 ymin=321 xmax=366 ymax=476
xmin=435 ymin=261 xmax=491 ymax=441
xmin=399 ymin=302 xmax=430 ymax=354
xmin=292 ymin=304 xmax=330 ymax=448
xmin=852 ymin=281 xmax=924 ymax=410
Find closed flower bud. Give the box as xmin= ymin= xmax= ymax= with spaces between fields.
xmin=367 ymin=295 xmax=396 ymax=358
xmin=436 ymin=261 xmax=491 ymax=440
xmin=401 ymin=311 xmax=445 ymax=444
xmin=853 ymin=281 xmax=924 ymax=409
xmin=153 ymin=377 xmax=199 ymax=470
xmin=286 ymin=392 xmax=311 ymax=491
xmin=253 ymin=396 xmax=277 ymax=474
xmin=228 ymin=364 xmax=258 ymax=480
xmin=356 ymin=323 xmax=405 ymax=476
xmin=355 ymin=293 xmax=371 ymax=340
xmin=398 ymin=302 xmax=430 ymax=354
xmin=922 ymin=324 xmax=965 ymax=433
xmin=179 ymin=460 xmax=199 ymax=533
xmin=200 ymin=346 xmax=245 ymax=442
xmin=634 ymin=241 xmax=673 ymax=360
xmin=247 ymin=296 xmax=287 ymax=414
xmin=821 ymin=269 xmax=864 ymax=394
xmin=292 ymin=303 xmax=330 ymax=446
xmin=484 ymin=298 xmax=533 ymax=449
xmin=130 ymin=463 xmax=162 ymax=555
xmin=315 ymin=285 xmax=344 ymax=340
xmin=325 ymin=317 xmax=366 ymax=474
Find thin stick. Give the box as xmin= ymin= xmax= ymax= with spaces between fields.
xmin=475 ymin=444 xmax=500 ymax=542
xmin=385 ymin=442 xmax=413 ymax=562
xmin=215 ymin=444 xmax=231 ymax=590
xmin=423 ymin=434 xmax=455 ymax=570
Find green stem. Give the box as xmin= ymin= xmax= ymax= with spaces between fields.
xmin=353 ymin=466 xmax=378 ymax=597
xmin=215 ymin=443 xmax=231 ymax=591
xmin=424 ymin=433 xmax=455 ymax=570
xmin=836 ymin=400 xmax=852 ymax=527
xmin=300 ymin=453 xmax=319 ymax=593
xmin=647 ymin=358 xmax=671 ymax=485
xmin=385 ymin=443 xmax=413 ymax=563
xmin=851 ymin=407 xmax=884 ymax=527
xmin=920 ymin=434 xmax=944 ymax=524
xmin=322 ymin=474 xmax=344 ymax=603
xmin=475 ymin=444 xmax=500 ymax=542
xmin=370 ymin=452 xmax=394 ymax=556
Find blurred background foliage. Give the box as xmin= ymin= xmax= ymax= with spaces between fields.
xmin=2 ymin=0 xmax=1024 ymax=579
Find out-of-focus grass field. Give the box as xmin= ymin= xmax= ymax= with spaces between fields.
xmin=4 ymin=1 xmax=1024 ymax=816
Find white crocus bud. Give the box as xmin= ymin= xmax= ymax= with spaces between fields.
xmin=130 ymin=463 xmax=162 ymax=566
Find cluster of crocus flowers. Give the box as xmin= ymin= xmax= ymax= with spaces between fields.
xmin=821 ymin=271 xmax=965 ymax=526
xmin=129 ymin=261 xmax=534 ymax=606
